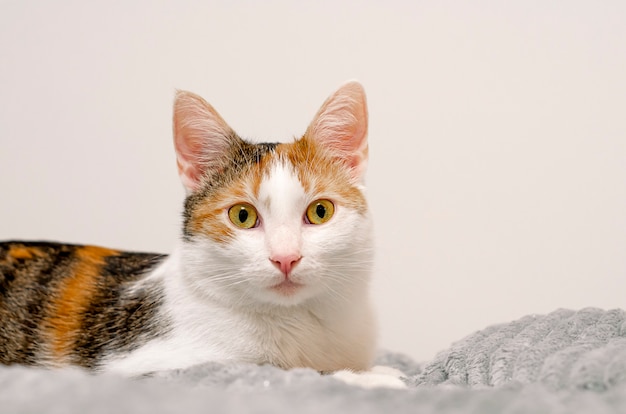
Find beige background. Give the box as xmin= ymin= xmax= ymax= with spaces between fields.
xmin=1 ymin=1 xmax=625 ymax=362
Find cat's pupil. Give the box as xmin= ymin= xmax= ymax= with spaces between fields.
xmin=316 ymin=204 xmax=326 ymax=218
xmin=238 ymin=209 xmax=249 ymax=223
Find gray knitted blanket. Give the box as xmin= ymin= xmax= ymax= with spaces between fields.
xmin=2 ymin=308 xmax=626 ymax=413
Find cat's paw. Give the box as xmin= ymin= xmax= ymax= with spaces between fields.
xmin=332 ymin=365 xmax=407 ymax=389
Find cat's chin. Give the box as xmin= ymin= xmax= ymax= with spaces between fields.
xmin=270 ymin=279 xmax=304 ymax=296
xmin=251 ymin=280 xmax=317 ymax=307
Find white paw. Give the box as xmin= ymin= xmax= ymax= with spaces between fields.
xmin=332 ymin=365 xmax=407 ymax=389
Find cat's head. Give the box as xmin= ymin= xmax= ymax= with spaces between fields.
xmin=172 ymin=81 xmax=372 ymax=308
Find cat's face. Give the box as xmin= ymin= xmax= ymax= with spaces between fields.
xmin=173 ymin=82 xmax=372 ymax=307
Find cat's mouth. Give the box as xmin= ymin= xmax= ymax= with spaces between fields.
xmin=270 ymin=279 xmax=304 ymax=296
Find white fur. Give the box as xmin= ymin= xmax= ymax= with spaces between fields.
xmin=102 ymin=161 xmax=377 ymax=378
xmin=333 ymin=366 xmax=407 ymax=389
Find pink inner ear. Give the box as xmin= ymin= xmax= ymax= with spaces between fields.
xmin=176 ymin=158 xmax=203 ymax=193
xmin=306 ymin=81 xmax=369 ymax=180
xmin=173 ymin=90 xmax=235 ymax=193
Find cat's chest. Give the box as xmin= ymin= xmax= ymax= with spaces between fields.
xmin=171 ymin=301 xmax=368 ymax=371
xmin=179 ymin=304 xmax=338 ymax=365
xmin=245 ymin=311 xmax=336 ymax=367
xmin=102 ymin=298 xmax=373 ymax=376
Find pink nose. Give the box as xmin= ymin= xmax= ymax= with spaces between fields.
xmin=270 ymin=254 xmax=302 ymax=277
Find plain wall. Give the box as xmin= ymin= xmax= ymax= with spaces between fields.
xmin=1 ymin=1 xmax=625 ymax=362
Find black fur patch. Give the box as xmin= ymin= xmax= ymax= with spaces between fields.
xmin=72 ymin=251 xmax=169 ymax=369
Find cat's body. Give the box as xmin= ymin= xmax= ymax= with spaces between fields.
xmin=0 ymin=82 xmax=387 ymax=382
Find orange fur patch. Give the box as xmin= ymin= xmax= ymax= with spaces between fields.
xmin=45 ymin=246 xmax=119 ymax=362
xmin=5 ymin=245 xmax=45 ymax=262
xmin=188 ymin=179 xmax=251 ymax=243
xmin=278 ymin=136 xmax=367 ymax=214
xmin=188 ymin=201 xmax=234 ymax=243
xmin=189 ymin=155 xmax=276 ymax=243
xmin=249 ymin=148 xmax=277 ymax=198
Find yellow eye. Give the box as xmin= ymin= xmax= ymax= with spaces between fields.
xmin=306 ymin=199 xmax=335 ymax=225
xmin=228 ymin=203 xmax=259 ymax=229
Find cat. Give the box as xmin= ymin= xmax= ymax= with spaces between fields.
xmin=0 ymin=81 xmax=405 ymax=387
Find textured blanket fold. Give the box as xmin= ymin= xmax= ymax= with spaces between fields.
xmin=2 ymin=307 xmax=626 ymax=413
xmin=412 ymin=308 xmax=626 ymax=392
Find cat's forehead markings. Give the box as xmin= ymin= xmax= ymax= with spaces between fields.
xmin=258 ymin=160 xmax=307 ymax=218
xmin=249 ymin=148 xmax=278 ymax=200
xmin=273 ymin=139 xmax=320 ymax=194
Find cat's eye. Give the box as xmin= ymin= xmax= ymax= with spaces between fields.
xmin=228 ymin=203 xmax=259 ymax=229
xmin=305 ymin=199 xmax=335 ymax=225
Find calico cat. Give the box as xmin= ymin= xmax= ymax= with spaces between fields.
xmin=0 ymin=81 xmax=390 ymax=383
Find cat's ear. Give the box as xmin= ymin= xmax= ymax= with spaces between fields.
xmin=305 ymin=81 xmax=369 ymax=181
xmin=173 ymin=90 xmax=236 ymax=193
